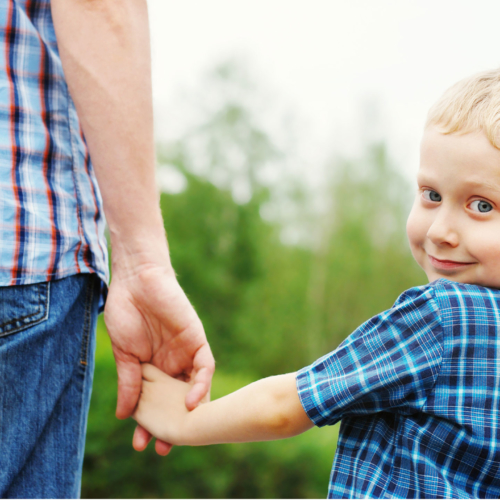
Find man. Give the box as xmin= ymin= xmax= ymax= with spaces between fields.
xmin=0 ymin=0 xmax=215 ymax=497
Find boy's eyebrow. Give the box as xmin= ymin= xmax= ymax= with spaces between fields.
xmin=462 ymin=178 xmax=500 ymax=192
xmin=417 ymin=174 xmax=500 ymax=193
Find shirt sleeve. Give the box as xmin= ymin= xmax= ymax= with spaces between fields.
xmin=296 ymin=285 xmax=444 ymax=427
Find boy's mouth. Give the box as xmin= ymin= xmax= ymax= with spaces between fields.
xmin=428 ymin=255 xmax=475 ymax=270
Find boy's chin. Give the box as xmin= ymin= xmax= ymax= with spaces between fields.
xmin=425 ymin=270 xmax=468 ymax=285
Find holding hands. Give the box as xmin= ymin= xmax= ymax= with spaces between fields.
xmin=133 ymin=361 xmax=313 ymax=449
xmin=133 ymin=363 xmax=194 ymax=446
xmin=104 ymin=261 xmax=215 ymax=455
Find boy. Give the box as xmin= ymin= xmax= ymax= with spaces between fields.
xmin=133 ymin=69 xmax=500 ymax=498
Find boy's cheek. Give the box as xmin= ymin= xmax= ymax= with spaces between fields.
xmin=406 ymin=206 xmax=429 ymax=272
xmin=406 ymin=205 xmax=423 ymax=248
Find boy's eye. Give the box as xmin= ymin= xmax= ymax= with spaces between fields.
xmin=422 ymin=189 xmax=441 ymax=202
xmin=470 ymin=200 xmax=493 ymax=213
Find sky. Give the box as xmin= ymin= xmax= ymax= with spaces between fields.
xmin=148 ymin=0 xmax=500 ymax=188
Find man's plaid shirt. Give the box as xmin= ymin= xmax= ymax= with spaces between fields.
xmin=297 ymin=279 xmax=500 ymax=499
xmin=0 ymin=1 xmax=108 ymax=292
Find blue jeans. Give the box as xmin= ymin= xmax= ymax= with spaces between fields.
xmin=0 ymin=273 xmax=100 ymax=499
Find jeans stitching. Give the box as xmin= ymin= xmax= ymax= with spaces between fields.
xmin=79 ymin=275 xmax=95 ymax=366
xmin=74 ymin=274 xmax=98 ymax=497
xmin=75 ymin=288 xmax=97 ymax=498
xmin=0 ymin=282 xmax=50 ymax=337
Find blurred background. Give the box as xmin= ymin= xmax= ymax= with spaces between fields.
xmin=82 ymin=1 xmax=500 ymax=498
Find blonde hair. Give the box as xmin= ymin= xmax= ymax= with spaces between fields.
xmin=426 ymin=68 xmax=500 ymax=149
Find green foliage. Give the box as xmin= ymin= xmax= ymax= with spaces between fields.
xmin=158 ymin=170 xmax=313 ymax=377
xmin=82 ymin=62 xmax=427 ymax=498
xmin=306 ymin=144 xmax=425 ymax=359
xmin=82 ymin=147 xmax=424 ymax=496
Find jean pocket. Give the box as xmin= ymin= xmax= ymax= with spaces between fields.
xmin=0 ymin=281 xmax=49 ymax=338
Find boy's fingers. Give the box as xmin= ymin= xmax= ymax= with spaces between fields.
xmin=132 ymin=424 xmax=152 ymax=452
xmin=141 ymin=362 xmax=162 ymax=382
xmin=155 ymin=440 xmax=173 ymax=456
xmin=132 ymin=408 xmax=173 ymax=456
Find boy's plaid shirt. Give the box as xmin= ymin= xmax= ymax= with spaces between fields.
xmin=297 ymin=279 xmax=500 ymax=499
xmin=0 ymin=1 xmax=108 ymax=289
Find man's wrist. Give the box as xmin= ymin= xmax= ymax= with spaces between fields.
xmin=110 ymin=242 xmax=173 ymax=280
xmin=109 ymin=220 xmax=174 ymax=276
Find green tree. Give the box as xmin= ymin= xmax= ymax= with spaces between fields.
xmin=306 ymin=143 xmax=425 ymax=360
xmin=83 ymin=61 xmax=426 ymax=498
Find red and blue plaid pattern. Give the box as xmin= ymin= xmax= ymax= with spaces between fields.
xmin=297 ymin=279 xmax=500 ymax=498
xmin=0 ymin=0 xmax=108 ymax=290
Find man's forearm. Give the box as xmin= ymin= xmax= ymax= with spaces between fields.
xmin=51 ymin=2 xmax=215 ymax=443
xmin=181 ymin=373 xmax=314 ymax=446
xmin=51 ymin=0 xmax=169 ymax=272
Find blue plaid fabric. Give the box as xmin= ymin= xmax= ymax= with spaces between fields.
xmin=297 ymin=279 xmax=500 ymax=499
xmin=0 ymin=1 xmax=108 ymax=294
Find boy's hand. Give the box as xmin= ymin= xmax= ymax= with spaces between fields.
xmin=134 ymin=365 xmax=314 ymax=448
xmin=133 ymin=363 xmax=193 ymax=446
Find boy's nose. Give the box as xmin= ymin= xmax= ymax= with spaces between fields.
xmin=426 ymin=210 xmax=459 ymax=248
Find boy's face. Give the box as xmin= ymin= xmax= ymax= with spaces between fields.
xmin=407 ymin=127 xmax=500 ymax=288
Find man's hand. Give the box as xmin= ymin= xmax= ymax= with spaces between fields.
xmin=104 ymin=263 xmax=215 ymax=455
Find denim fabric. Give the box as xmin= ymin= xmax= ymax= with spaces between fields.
xmin=0 ymin=273 xmax=100 ymax=499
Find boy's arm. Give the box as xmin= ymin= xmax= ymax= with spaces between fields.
xmin=133 ymin=364 xmax=314 ymax=447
